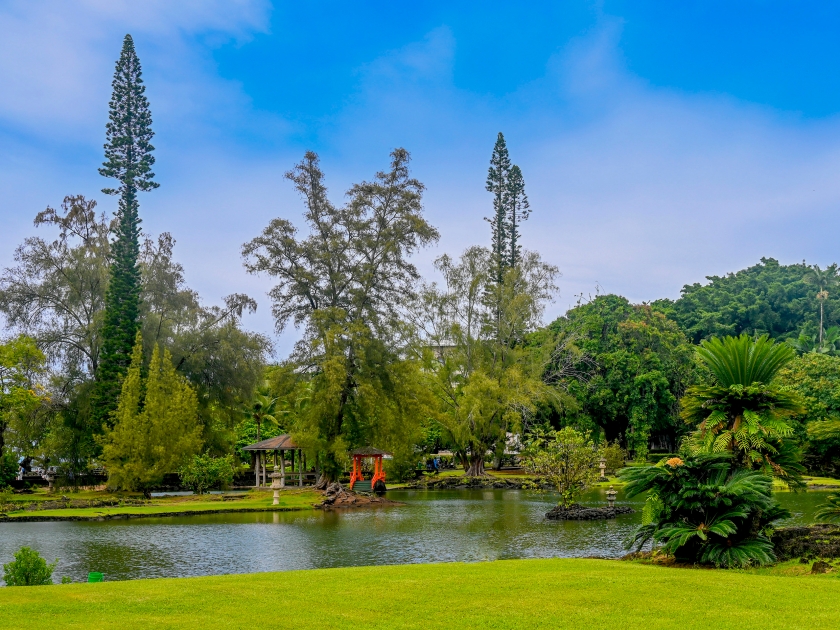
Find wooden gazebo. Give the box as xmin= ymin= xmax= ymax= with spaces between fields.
xmin=349 ymin=447 xmax=391 ymax=492
xmin=243 ymin=435 xmax=308 ymax=488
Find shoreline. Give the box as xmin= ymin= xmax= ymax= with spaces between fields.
xmin=0 ymin=504 xmax=317 ymax=523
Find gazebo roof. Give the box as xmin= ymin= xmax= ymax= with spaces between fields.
xmin=242 ymin=434 xmax=299 ymax=451
xmin=350 ymin=446 xmax=391 ymax=457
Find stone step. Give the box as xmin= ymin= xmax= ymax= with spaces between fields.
xmin=352 ymin=480 xmax=372 ymax=492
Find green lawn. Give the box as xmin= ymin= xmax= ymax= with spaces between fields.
xmin=1 ymin=489 xmax=320 ymax=520
xmin=1 ymin=558 xmax=838 ymax=629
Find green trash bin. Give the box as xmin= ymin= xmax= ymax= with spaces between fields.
xmin=87 ymin=572 xmax=104 ymax=583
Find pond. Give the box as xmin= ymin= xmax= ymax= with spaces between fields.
xmin=0 ymin=488 xmax=832 ymax=583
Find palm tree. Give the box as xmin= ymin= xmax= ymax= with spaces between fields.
xmin=804 ymin=263 xmax=840 ymax=348
xmin=681 ymin=334 xmax=805 ymax=486
xmin=250 ymin=391 xmax=278 ymax=442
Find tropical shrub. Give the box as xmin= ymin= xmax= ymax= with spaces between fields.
xmin=681 ymin=334 xmax=806 ymax=486
xmin=523 ymin=427 xmax=598 ymax=507
xmin=621 ymin=454 xmax=789 ymax=568
xmin=3 ymin=547 xmax=57 ymax=586
xmin=178 ymin=453 xmax=236 ymax=494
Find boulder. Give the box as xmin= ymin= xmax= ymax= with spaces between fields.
xmin=772 ymin=524 xmax=840 ymax=560
xmin=545 ymin=503 xmax=634 ymax=521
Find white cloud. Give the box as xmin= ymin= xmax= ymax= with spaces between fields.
xmin=328 ymin=19 xmax=840 ymax=322
xmin=0 ymin=0 xmax=271 ymax=138
xmin=4 ymin=10 xmax=840 ymax=356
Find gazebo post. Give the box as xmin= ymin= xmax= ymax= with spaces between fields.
xmin=262 ymin=452 xmax=267 ymax=487
xmin=280 ymin=448 xmax=286 ymax=488
xmin=253 ymin=452 xmax=259 ymax=488
xmin=298 ymin=449 xmax=303 ymax=487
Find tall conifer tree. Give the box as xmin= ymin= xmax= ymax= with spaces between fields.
xmin=506 ymin=164 xmax=529 ymax=268
xmin=485 ymin=132 xmax=511 ymax=284
xmin=93 ymin=34 xmax=158 ymax=429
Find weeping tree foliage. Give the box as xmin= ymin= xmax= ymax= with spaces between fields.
xmin=100 ymin=335 xmax=201 ymax=491
xmin=0 ymin=336 xmax=47 ymax=464
xmin=93 ymin=34 xmax=159 ymax=430
xmin=0 ymin=197 xmax=110 ymax=472
xmin=1 ymin=200 xmax=266 ymax=467
xmin=414 ymin=247 xmax=558 ymax=476
xmin=681 ymin=334 xmax=806 ymax=486
xmin=622 ymin=454 xmax=789 ymax=568
xmin=242 ymin=149 xmax=438 ymax=482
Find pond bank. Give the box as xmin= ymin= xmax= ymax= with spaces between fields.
xmin=0 ymin=489 xmax=322 ymax=522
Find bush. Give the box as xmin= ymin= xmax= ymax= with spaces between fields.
xmin=599 ymin=441 xmax=625 ymax=474
xmin=178 ymin=453 xmax=236 ymax=494
xmin=3 ymin=547 xmax=57 ymax=586
xmin=0 ymin=486 xmax=14 ymax=513
xmin=621 ymin=454 xmax=788 ymax=568
xmin=523 ymin=427 xmax=599 ymax=508
xmin=0 ymin=451 xmax=17 ymax=487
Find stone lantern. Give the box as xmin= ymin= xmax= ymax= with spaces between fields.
xmin=606 ymin=485 xmax=617 ymax=509
xmin=269 ymin=465 xmax=283 ymax=506
xmin=598 ymin=457 xmax=607 ymax=481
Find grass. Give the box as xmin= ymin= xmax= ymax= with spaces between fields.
xmin=1 ymin=558 xmax=839 ymax=629
xmin=0 ymin=489 xmax=320 ymax=520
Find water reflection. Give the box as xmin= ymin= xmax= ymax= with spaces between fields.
xmin=0 ymin=488 xmax=830 ymax=583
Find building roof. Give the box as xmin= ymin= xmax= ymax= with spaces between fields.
xmin=242 ymin=434 xmax=299 ymax=451
xmin=350 ymin=446 xmax=391 ymax=457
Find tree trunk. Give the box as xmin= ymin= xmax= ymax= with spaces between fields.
xmin=820 ymin=300 xmax=825 ymax=347
xmin=465 ymin=453 xmax=486 ymax=477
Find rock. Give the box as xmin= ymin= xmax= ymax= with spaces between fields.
xmin=545 ymin=504 xmax=634 ymax=521
xmin=402 ymin=475 xmax=554 ymax=491
xmin=811 ymin=560 xmax=832 ymax=574
xmin=314 ymin=481 xmax=403 ymax=509
xmin=772 ymin=525 xmax=840 ymax=560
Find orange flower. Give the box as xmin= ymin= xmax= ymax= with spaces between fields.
xmin=666 ymin=457 xmax=684 ymax=468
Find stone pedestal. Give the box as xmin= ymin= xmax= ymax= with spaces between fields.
xmin=598 ymin=458 xmax=607 ymax=482
xmin=269 ymin=465 xmax=282 ymax=505
xmin=606 ymin=485 xmax=617 ymax=509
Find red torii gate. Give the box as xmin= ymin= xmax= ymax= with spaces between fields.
xmin=349 ymin=447 xmax=390 ymax=491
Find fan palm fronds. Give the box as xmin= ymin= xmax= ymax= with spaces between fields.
xmin=695 ymin=334 xmax=795 ymax=388
xmin=681 ymin=335 xmax=805 ymax=485
xmin=815 ymin=495 xmax=840 ymax=524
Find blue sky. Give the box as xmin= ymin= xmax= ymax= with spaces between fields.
xmin=2 ymin=1 xmax=840 ymax=355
